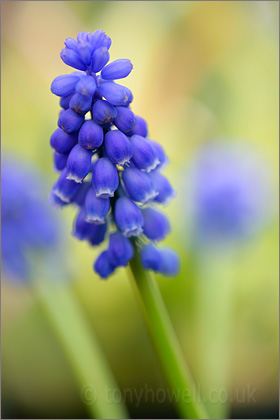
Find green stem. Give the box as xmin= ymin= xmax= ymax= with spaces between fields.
xmin=129 ymin=250 xmax=209 ymax=419
xmin=33 ymin=279 xmax=129 ymax=420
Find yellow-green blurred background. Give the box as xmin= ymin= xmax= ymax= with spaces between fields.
xmin=1 ymin=1 xmax=279 ymax=419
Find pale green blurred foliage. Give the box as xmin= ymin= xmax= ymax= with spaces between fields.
xmin=1 ymin=1 xmax=279 ymax=418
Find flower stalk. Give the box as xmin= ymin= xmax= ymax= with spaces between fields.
xmin=129 ymin=247 xmax=208 ymax=420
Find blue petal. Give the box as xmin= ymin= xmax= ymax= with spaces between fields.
xmin=84 ymin=187 xmax=110 ymax=224
xmin=92 ymin=99 xmax=117 ymax=124
xmin=94 ymin=251 xmax=115 ymax=279
xmin=92 ymin=157 xmax=119 ymax=198
xmin=130 ymin=135 xmax=160 ymax=172
xmin=142 ymin=207 xmax=170 ymax=241
xmin=114 ymin=106 xmax=135 ymax=133
xmin=51 ymin=74 xmax=80 ymax=97
xmin=91 ymin=47 xmax=110 ymax=73
xmin=75 ymin=75 xmax=96 ymax=96
xmin=114 ymin=197 xmax=144 ymax=237
xmin=58 ymin=109 xmax=84 ymax=133
xmin=78 ymin=120 xmax=104 ymax=150
xmin=107 ymin=231 xmax=134 ymax=267
xmin=101 ymin=59 xmax=133 ymax=80
xmin=50 ymin=128 xmax=77 ymax=154
xmin=60 ymin=48 xmax=87 ymax=71
xmin=98 ymin=82 xmax=132 ymax=106
xmin=104 ymin=130 xmax=133 ymax=165
xmin=66 ymin=144 xmax=92 ymax=183
xmin=122 ymin=167 xmax=158 ymax=204
xmin=69 ymin=93 xmax=92 ymax=114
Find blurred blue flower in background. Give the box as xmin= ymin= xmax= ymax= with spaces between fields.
xmin=188 ymin=141 xmax=272 ymax=245
xmin=1 ymin=157 xmax=59 ymax=282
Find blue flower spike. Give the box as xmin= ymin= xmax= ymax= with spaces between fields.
xmin=50 ymin=30 xmax=179 ymax=278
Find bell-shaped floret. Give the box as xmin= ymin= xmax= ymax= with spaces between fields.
xmin=107 ymin=231 xmax=134 ymax=267
xmin=94 ymin=251 xmax=115 ymax=279
xmin=104 ymin=130 xmax=133 ymax=166
xmin=130 ymin=135 xmax=160 ymax=172
xmin=114 ymin=197 xmax=144 ymax=237
xmin=101 ymin=59 xmax=133 ymax=80
xmin=66 ymin=144 xmax=92 ymax=183
xmin=84 ymin=187 xmax=110 ymax=224
xmin=58 ymin=109 xmax=84 ymax=133
xmin=122 ymin=167 xmax=158 ymax=204
xmin=78 ymin=120 xmax=104 ymax=150
xmin=142 ymin=207 xmax=170 ymax=241
xmin=92 ymin=157 xmax=119 ymax=198
xmin=149 ymin=171 xmax=176 ymax=205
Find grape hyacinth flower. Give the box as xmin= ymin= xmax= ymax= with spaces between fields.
xmin=188 ymin=141 xmax=272 ymax=245
xmin=1 ymin=158 xmax=59 ymax=281
xmin=49 ymin=30 xmax=179 ymax=279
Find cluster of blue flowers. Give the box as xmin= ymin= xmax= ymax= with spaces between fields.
xmin=189 ymin=141 xmax=270 ymax=244
xmin=50 ymin=30 xmax=179 ymax=279
xmin=2 ymin=158 xmax=58 ymax=281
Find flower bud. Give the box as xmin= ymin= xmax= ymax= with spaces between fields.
xmin=98 ymin=82 xmax=132 ymax=106
xmin=92 ymin=99 xmax=117 ymax=124
xmin=60 ymin=94 xmax=73 ymax=110
xmin=92 ymin=157 xmax=119 ymax=198
xmin=158 ymin=248 xmax=180 ymax=276
xmin=78 ymin=120 xmax=104 ymax=150
xmin=71 ymin=181 xmax=91 ymax=206
xmin=114 ymin=197 xmax=144 ymax=237
xmin=101 ymin=59 xmax=133 ymax=80
xmin=130 ymin=135 xmax=160 ymax=172
xmin=77 ymin=31 xmax=88 ymax=43
xmin=114 ymin=106 xmax=135 ymax=133
xmin=107 ymin=232 xmax=134 ymax=267
xmin=66 ymin=144 xmax=92 ymax=183
xmin=64 ymin=37 xmax=79 ymax=52
xmin=75 ymin=76 xmax=96 ymax=96
xmin=60 ymin=48 xmax=87 ymax=71
xmin=91 ymin=30 xmax=109 ymax=51
xmin=58 ymin=109 xmax=84 ymax=133
xmin=104 ymin=130 xmax=133 ymax=166
xmin=127 ymin=115 xmax=148 ymax=137
xmin=94 ymin=251 xmax=115 ymax=279
xmin=140 ymin=243 xmax=163 ymax=272
xmin=91 ymin=47 xmax=110 ymax=73
xmin=54 ymin=151 xmax=68 ymax=172
xmin=51 ymin=74 xmax=80 ymax=97
xmin=142 ymin=208 xmax=170 ymax=241
xmin=69 ymin=93 xmax=92 ymax=114
xmin=84 ymin=187 xmax=110 ymax=224
xmin=52 ymin=168 xmax=81 ymax=203
xmin=50 ymin=128 xmax=77 ymax=154
xmin=122 ymin=167 xmax=158 ymax=204
xmin=77 ymin=41 xmax=93 ymax=66
xmin=149 ymin=171 xmax=176 ymax=205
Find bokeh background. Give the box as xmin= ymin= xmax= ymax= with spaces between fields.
xmin=1 ymin=1 xmax=279 ymax=419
